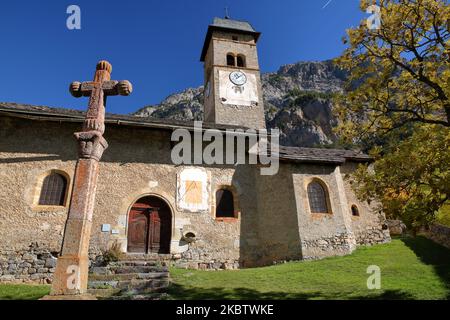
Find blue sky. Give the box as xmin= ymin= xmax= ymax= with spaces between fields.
xmin=0 ymin=0 xmax=367 ymax=114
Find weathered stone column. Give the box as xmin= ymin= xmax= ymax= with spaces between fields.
xmin=42 ymin=61 xmax=132 ymax=299
xmin=332 ymin=166 xmax=357 ymax=253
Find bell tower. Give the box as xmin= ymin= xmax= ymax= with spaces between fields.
xmin=200 ymin=17 xmax=266 ymax=129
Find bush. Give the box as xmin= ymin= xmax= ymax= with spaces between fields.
xmin=102 ymin=241 xmax=123 ymax=265
xmin=287 ymin=89 xmax=334 ymax=105
xmin=436 ymin=203 xmax=450 ymax=227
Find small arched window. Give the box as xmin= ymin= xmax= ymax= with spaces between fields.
xmin=307 ymin=181 xmax=330 ymax=213
xmin=39 ymin=173 xmax=67 ymax=206
xmin=216 ymin=189 xmax=235 ymax=218
xmin=351 ymin=205 xmax=360 ymax=217
xmin=237 ymin=55 xmax=246 ymax=67
xmin=226 ymin=54 xmax=236 ymax=67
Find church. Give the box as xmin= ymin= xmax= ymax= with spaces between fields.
xmin=0 ymin=17 xmax=390 ymax=282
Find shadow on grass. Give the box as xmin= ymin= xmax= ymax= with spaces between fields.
xmin=400 ymin=236 xmax=450 ymax=299
xmin=350 ymin=290 xmax=415 ymax=300
xmin=166 ymin=283 xmax=415 ymax=300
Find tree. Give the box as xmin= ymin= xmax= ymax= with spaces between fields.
xmin=351 ymin=126 xmax=450 ymax=232
xmin=335 ymin=0 xmax=450 ymax=231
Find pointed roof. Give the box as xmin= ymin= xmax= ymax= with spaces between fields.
xmin=211 ymin=17 xmax=257 ymax=33
xmin=200 ymin=17 xmax=261 ymax=62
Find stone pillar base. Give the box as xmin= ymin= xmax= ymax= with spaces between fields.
xmin=50 ymin=255 xmax=90 ymax=296
xmin=40 ymin=294 xmax=97 ymax=300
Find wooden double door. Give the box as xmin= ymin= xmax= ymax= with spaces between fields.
xmin=127 ymin=197 xmax=171 ymax=254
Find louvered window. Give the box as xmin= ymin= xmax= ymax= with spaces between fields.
xmin=237 ymin=55 xmax=246 ymax=67
xmin=227 ymin=54 xmax=235 ymax=67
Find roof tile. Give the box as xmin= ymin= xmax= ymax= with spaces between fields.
xmin=0 ymin=103 xmax=371 ymax=164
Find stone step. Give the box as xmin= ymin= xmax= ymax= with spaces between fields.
xmin=109 ymin=293 xmax=170 ymax=300
xmin=89 ymin=272 xmax=169 ymax=282
xmin=88 ymin=278 xmax=169 ymax=293
xmin=121 ymin=254 xmax=172 ymax=261
xmin=89 ymin=267 xmax=110 ymax=275
xmin=118 ymin=279 xmax=170 ymax=294
xmin=87 ymin=288 xmax=122 ymax=298
xmin=110 ymin=260 xmax=165 ymax=267
xmin=88 ymin=280 xmax=120 ymax=289
xmin=90 ymin=265 xmax=168 ymax=275
xmin=112 ymin=265 xmax=168 ymax=274
xmin=88 ymin=257 xmax=171 ymax=299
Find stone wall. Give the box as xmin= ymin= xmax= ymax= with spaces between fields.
xmin=0 ymin=116 xmax=75 ymax=253
xmin=0 ymin=116 xmax=247 ymax=276
xmin=425 ymin=223 xmax=450 ymax=249
xmin=204 ymin=29 xmax=266 ymax=129
xmin=340 ymin=162 xmax=391 ymax=246
xmin=0 ymin=242 xmax=106 ymax=283
xmin=0 ymin=243 xmax=57 ymax=283
xmin=0 ymin=114 xmax=391 ymax=279
xmin=301 ymin=233 xmax=356 ymax=259
xmin=386 ymin=219 xmax=407 ymax=236
xmin=293 ymin=165 xmax=357 ymax=260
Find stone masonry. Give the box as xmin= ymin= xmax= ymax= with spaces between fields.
xmin=0 ymin=112 xmax=391 ymax=280
xmin=0 ymin=17 xmax=391 ymax=283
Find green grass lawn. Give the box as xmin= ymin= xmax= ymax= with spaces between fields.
xmin=0 ymin=283 xmax=50 ymax=300
xmin=167 ymin=237 xmax=450 ymax=300
xmin=1 ymin=236 xmax=449 ymax=300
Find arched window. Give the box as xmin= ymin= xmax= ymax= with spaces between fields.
xmin=38 ymin=173 xmax=67 ymax=206
xmin=226 ymin=54 xmax=235 ymax=67
xmin=351 ymin=205 xmax=360 ymax=217
xmin=236 ymin=55 xmax=246 ymax=67
xmin=307 ymin=181 xmax=330 ymax=213
xmin=215 ymin=189 xmax=235 ymax=218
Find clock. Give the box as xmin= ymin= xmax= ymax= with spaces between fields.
xmin=229 ymin=71 xmax=247 ymax=86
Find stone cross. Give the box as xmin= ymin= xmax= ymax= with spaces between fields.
xmin=45 ymin=60 xmax=132 ymax=299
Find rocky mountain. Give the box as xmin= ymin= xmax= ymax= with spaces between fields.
xmin=133 ymin=60 xmax=348 ymax=147
xmin=134 ymin=87 xmax=204 ymax=121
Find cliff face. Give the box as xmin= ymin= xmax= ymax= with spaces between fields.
xmin=133 ymin=87 xmax=204 ymax=121
xmin=133 ymin=60 xmax=347 ymax=147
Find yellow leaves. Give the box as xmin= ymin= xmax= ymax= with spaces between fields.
xmin=369 ymin=145 xmax=382 ymax=158
xmin=384 ymin=188 xmax=410 ymax=202
xmin=336 ymin=0 xmax=450 ymax=140
xmin=348 ymin=124 xmax=450 ymax=225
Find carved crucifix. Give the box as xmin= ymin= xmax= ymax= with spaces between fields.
xmin=69 ymin=60 xmax=132 ymax=160
xmin=45 ymin=61 xmax=132 ymax=299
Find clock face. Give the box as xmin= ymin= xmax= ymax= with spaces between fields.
xmin=229 ymin=71 xmax=247 ymax=86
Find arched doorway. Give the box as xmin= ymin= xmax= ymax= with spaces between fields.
xmin=127 ymin=196 xmax=172 ymax=254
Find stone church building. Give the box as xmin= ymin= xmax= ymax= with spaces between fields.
xmin=0 ymin=18 xmax=390 ymax=282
